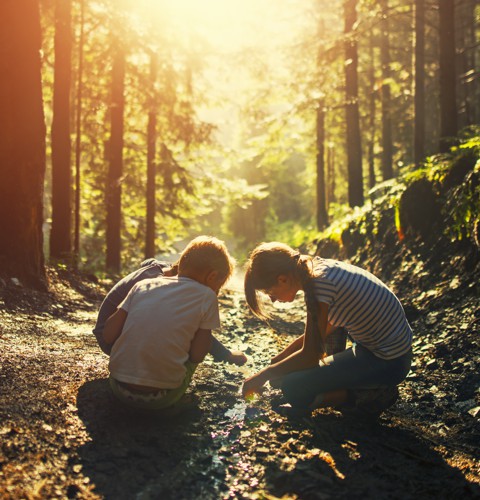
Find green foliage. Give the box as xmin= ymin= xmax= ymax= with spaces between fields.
xmin=265 ymin=220 xmax=319 ymax=252
xmin=443 ymin=132 xmax=480 ymax=243
xmin=38 ymin=0 xmax=480 ymax=273
xmin=318 ymin=132 xmax=480 ymax=254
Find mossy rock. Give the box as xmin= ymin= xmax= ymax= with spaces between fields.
xmin=399 ymin=177 xmax=441 ymax=241
xmin=442 ymin=151 xmax=478 ymax=192
xmin=341 ymin=225 xmax=365 ymax=258
xmin=376 ymin=208 xmax=399 ymax=251
xmin=314 ymin=237 xmax=341 ymax=259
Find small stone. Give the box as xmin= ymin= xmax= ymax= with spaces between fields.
xmin=426 ymin=359 xmax=438 ymax=369
xmin=449 ymin=277 xmax=461 ymax=289
xmin=256 ymin=447 xmax=270 ymax=455
xmin=468 ymin=406 xmax=480 ymax=418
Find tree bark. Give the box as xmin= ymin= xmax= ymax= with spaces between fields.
xmin=344 ymin=0 xmax=364 ymax=207
xmin=380 ymin=0 xmax=393 ymax=180
xmin=50 ymin=0 xmax=73 ymax=261
xmin=368 ymin=30 xmax=376 ymax=190
xmin=73 ymin=0 xmax=85 ymax=263
xmin=0 ymin=0 xmax=47 ymax=288
xmin=145 ymin=53 xmax=157 ymax=259
xmin=105 ymin=40 xmax=125 ymax=273
xmin=438 ymin=0 xmax=457 ymax=152
xmin=327 ymin=145 xmax=336 ymax=206
xmin=457 ymin=0 xmax=478 ymax=127
xmin=316 ymin=101 xmax=328 ymax=230
xmin=414 ymin=0 xmax=426 ymax=166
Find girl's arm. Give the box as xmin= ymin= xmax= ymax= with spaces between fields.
xmin=242 ymin=302 xmax=329 ymax=397
xmin=102 ymin=308 xmax=128 ymax=347
xmin=271 ymin=334 xmax=305 ymax=363
xmin=302 ymin=300 xmax=329 ymax=358
xmin=271 ymin=320 xmax=336 ymax=364
xmin=189 ymin=329 xmax=213 ymax=363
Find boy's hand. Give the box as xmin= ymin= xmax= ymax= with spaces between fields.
xmin=227 ymin=351 xmax=248 ymax=366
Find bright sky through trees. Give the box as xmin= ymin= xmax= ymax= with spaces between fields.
xmin=138 ymin=0 xmax=309 ymax=53
xmin=121 ymin=0 xmax=319 ymax=149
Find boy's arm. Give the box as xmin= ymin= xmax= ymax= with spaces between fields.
xmin=210 ymin=336 xmax=248 ymax=366
xmin=189 ymin=328 xmax=213 ymax=363
xmin=102 ymin=308 xmax=128 ymax=347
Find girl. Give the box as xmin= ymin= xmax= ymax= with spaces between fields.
xmin=242 ymin=242 xmax=413 ymax=417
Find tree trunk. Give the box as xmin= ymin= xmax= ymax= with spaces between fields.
xmin=380 ymin=0 xmax=393 ymax=180
xmin=316 ymin=101 xmax=328 ymax=230
xmin=414 ymin=0 xmax=426 ymax=166
xmin=145 ymin=53 xmax=157 ymax=259
xmin=73 ymin=0 xmax=85 ymax=263
xmin=368 ymin=30 xmax=376 ymax=190
xmin=457 ymin=0 xmax=478 ymax=127
xmin=105 ymin=40 xmax=125 ymax=273
xmin=438 ymin=0 xmax=457 ymax=152
xmin=327 ymin=144 xmax=336 ymax=206
xmin=344 ymin=0 xmax=364 ymax=207
xmin=0 ymin=0 xmax=47 ymax=288
xmin=50 ymin=0 xmax=72 ymax=262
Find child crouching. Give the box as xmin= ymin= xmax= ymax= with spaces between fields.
xmin=103 ymin=236 xmax=235 ymax=412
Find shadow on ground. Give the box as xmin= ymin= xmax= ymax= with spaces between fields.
xmin=76 ymin=378 xmax=230 ymax=499
xmin=76 ymin=376 xmax=479 ymax=500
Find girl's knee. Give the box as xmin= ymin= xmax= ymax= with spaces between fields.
xmin=281 ymin=371 xmax=316 ymax=408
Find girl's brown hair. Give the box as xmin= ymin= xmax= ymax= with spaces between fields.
xmin=244 ymin=242 xmax=314 ymax=320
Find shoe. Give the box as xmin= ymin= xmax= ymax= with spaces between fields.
xmin=275 ymin=404 xmax=311 ymax=419
xmin=341 ymin=386 xmax=399 ymax=419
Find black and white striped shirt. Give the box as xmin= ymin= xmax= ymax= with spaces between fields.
xmin=312 ymin=257 xmax=413 ymax=359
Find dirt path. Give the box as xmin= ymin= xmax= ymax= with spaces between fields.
xmin=0 ymin=275 xmax=479 ymax=499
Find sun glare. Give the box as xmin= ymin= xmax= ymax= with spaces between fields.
xmin=137 ymin=0 xmax=307 ymax=54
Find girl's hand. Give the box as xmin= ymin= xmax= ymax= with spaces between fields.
xmin=242 ymin=371 xmax=268 ymax=398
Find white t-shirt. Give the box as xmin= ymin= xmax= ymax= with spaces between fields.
xmin=108 ymin=276 xmax=220 ymax=388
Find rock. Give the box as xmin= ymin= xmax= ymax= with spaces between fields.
xmin=468 ymin=406 xmax=480 ymax=418
xmin=399 ymin=177 xmax=441 ymax=242
xmin=255 ymin=447 xmax=270 ymax=455
xmin=10 ymin=277 xmax=22 ymax=287
xmin=426 ymin=359 xmax=438 ymax=370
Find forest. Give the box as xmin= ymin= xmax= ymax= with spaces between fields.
xmin=0 ymin=0 xmax=479 ymax=499
xmin=0 ymin=0 xmax=478 ymax=284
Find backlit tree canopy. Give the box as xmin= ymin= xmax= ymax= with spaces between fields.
xmin=0 ymin=0 xmax=478 ymax=282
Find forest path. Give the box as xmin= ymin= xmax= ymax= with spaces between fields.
xmin=0 ymin=282 xmax=479 ymax=499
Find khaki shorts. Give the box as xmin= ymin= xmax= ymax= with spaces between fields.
xmin=109 ymin=361 xmax=198 ymax=411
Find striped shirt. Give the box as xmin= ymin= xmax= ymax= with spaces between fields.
xmin=312 ymin=257 xmax=412 ymax=360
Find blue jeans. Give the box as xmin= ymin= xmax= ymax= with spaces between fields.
xmin=281 ymin=344 xmax=412 ymax=408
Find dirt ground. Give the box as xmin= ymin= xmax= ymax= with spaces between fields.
xmin=0 ymin=256 xmax=479 ymax=499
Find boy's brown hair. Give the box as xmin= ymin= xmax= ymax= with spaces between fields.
xmin=178 ymin=235 xmax=235 ymax=283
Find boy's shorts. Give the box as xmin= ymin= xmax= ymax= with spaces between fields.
xmin=109 ymin=361 xmax=198 ymax=411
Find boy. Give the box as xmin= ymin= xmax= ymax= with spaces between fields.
xmin=93 ymin=257 xmax=246 ymax=365
xmin=103 ymin=236 xmax=239 ymax=411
